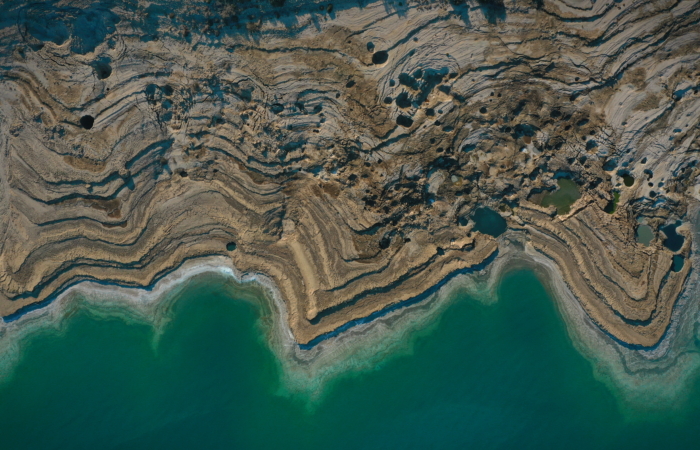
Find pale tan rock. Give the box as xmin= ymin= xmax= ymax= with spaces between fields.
xmin=0 ymin=0 xmax=697 ymax=346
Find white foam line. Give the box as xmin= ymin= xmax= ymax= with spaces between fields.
xmin=0 ymin=220 xmax=698 ymax=409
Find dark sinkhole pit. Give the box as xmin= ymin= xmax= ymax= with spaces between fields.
xmin=603 ymin=159 xmax=617 ymax=172
xmin=471 ymin=207 xmax=507 ymax=238
xmin=396 ymin=114 xmax=414 ymax=128
xmin=661 ymin=221 xmax=684 ymax=252
xmin=603 ymin=192 xmax=620 ymax=214
xmin=395 ymin=92 xmax=412 ymax=109
xmin=93 ymin=61 xmax=112 ymax=79
xmin=672 ymin=255 xmax=685 ymax=272
xmin=622 ymin=174 xmax=635 ymax=187
xmin=512 ymin=123 xmax=538 ymax=139
xmin=372 ymin=51 xmax=389 ymax=65
xmin=80 ymin=115 xmax=95 ymax=129
xmin=379 ymin=232 xmax=392 ymax=249
xmin=226 ymin=242 xmax=237 ymax=251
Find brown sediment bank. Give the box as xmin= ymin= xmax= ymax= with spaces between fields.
xmin=0 ymin=0 xmax=697 ymax=349
xmin=1 ymin=229 xmax=697 ymax=409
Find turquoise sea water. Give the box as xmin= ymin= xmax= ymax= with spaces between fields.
xmin=1 ymin=269 xmax=699 ymax=449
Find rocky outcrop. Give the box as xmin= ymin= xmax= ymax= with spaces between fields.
xmin=0 ymin=0 xmax=697 ymax=346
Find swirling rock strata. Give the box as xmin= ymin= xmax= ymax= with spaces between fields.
xmin=0 ymin=0 xmax=697 ymax=346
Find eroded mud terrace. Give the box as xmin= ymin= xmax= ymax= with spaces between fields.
xmin=0 ymin=0 xmax=698 ymax=347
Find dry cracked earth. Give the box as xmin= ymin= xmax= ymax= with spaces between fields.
xmin=0 ymin=0 xmax=698 ymax=346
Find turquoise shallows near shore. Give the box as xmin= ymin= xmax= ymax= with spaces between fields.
xmin=1 ymin=262 xmax=700 ymax=449
xmin=0 ymin=210 xmax=697 ymax=449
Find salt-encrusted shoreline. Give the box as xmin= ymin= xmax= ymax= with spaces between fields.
xmin=0 ymin=220 xmax=698 ymax=407
xmin=1 ymin=0 xmax=696 ymax=352
xmin=516 ymin=204 xmax=700 ymax=412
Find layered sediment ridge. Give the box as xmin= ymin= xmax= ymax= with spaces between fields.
xmin=0 ymin=0 xmax=698 ymax=346
xmin=515 ymin=199 xmax=692 ymax=347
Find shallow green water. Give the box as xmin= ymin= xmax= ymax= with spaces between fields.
xmin=1 ymin=269 xmax=699 ymax=449
xmin=538 ymin=178 xmax=581 ymax=215
xmin=636 ymin=223 xmax=654 ymax=246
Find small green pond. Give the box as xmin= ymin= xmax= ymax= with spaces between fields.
xmin=604 ymin=192 xmax=621 ymax=214
xmin=531 ymin=178 xmax=581 ymax=215
xmin=636 ymin=224 xmax=654 ymax=246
